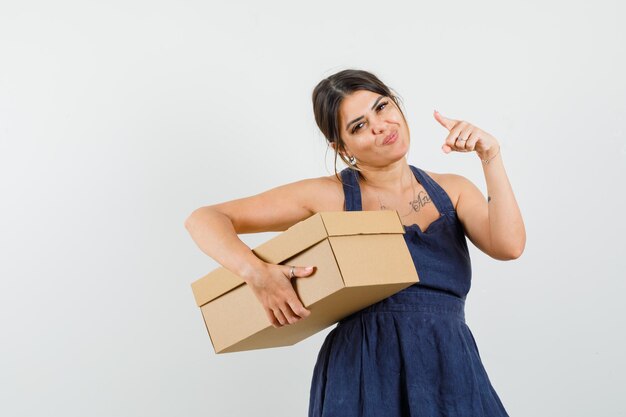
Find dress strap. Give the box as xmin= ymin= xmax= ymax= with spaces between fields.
xmin=409 ymin=165 xmax=456 ymax=214
xmin=340 ymin=168 xmax=362 ymax=211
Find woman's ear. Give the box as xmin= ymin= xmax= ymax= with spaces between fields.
xmin=330 ymin=141 xmax=343 ymax=157
xmin=331 ymin=141 xmax=351 ymax=159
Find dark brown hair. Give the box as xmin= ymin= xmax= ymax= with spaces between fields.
xmin=312 ymin=69 xmax=406 ymax=183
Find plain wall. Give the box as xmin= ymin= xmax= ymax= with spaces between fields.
xmin=1 ymin=0 xmax=625 ymax=416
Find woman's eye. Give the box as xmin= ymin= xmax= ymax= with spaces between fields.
xmin=351 ymin=101 xmax=389 ymax=133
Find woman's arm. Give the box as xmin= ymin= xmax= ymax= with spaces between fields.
xmin=184 ymin=208 xmax=268 ymax=282
xmin=184 ymin=178 xmax=320 ymax=281
xmin=453 ymin=147 xmax=526 ymax=260
xmin=184 ymin=178 xmax=327 ymax=327
xmin=433 ymin=110 xmax=526 ymax=260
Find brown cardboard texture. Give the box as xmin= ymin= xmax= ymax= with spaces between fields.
xmin=191 ymin=210 xmax=419 ymax=354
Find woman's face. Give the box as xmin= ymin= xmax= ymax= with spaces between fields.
xmin=335 ymin=89 xmax=410 ymax=168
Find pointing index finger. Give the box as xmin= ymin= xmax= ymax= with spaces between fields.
xmin=434 ymin=110 xmax=457 ymax=131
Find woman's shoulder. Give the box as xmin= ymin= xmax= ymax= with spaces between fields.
xmin=300 ymin=173 xmax=346 ymax=213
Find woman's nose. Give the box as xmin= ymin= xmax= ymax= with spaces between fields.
xmin=371 ymin=118 xmax=387 ymax=134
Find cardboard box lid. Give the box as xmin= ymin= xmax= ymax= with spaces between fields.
xmin=191 ymin=210 xmax=405 ymax=307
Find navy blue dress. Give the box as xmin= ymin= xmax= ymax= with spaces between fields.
xmin=308 ymin=165 xmax=510 ymax=417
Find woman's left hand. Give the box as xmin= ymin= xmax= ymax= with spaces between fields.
xmin=433 ymin=110 xmax=500 ymax=161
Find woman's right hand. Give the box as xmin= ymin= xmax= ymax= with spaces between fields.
xmin=245 ymin=263 xmax=316 ymax=328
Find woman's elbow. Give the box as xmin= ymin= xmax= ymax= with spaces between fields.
xmin=184 ymin=207 xmax=209 ymax=230
xmin=184 ymin=212 xmax=197 ymax=230
xmin=495 ymin=240 xmax=525 ymax=261
xmin=506 ymin=246 xmax=524 ymax=260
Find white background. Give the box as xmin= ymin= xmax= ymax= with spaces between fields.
xmin=1 ymin=0 xmax=625 ymax=416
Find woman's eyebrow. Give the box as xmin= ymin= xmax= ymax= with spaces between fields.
xmin=345 ymin=95 xmax=385 ymax=130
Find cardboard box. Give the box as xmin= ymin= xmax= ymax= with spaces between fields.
xmin=191 ymin=210 xmax=419 ymax=354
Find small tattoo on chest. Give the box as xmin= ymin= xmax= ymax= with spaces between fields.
xmin=410 ymin=190 xmax=432 ymax=212
xmin=488 ymin=196 xmax=491 ymax=203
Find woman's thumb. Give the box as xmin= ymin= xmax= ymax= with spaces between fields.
xmin=288 ymin=265 xmax=316 ymax=279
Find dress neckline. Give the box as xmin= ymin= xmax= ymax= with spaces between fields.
xmin=341 ymin=164 xmax=453 ymax=234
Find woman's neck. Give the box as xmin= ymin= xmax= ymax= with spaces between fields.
xmin=357 ymin=159 xmax=414 ymax=195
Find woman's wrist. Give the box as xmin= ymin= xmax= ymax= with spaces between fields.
xmin=239 ymin=256 xmax=268 ymax=284
xmin=477 ymin=144 xmax=501 ymax=164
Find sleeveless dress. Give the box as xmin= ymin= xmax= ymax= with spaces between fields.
xmin=308 ymin=165 xmax=510 ymax=417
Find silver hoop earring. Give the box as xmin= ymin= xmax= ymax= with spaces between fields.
xmin=348 ymin=155 xmax=356 ymax=165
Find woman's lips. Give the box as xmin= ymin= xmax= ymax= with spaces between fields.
xmin=383 ymin=131 xmax=398 ymax=145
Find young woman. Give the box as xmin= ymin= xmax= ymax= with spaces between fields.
xmin=185 ymin=69 xmax=525 ymax=416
